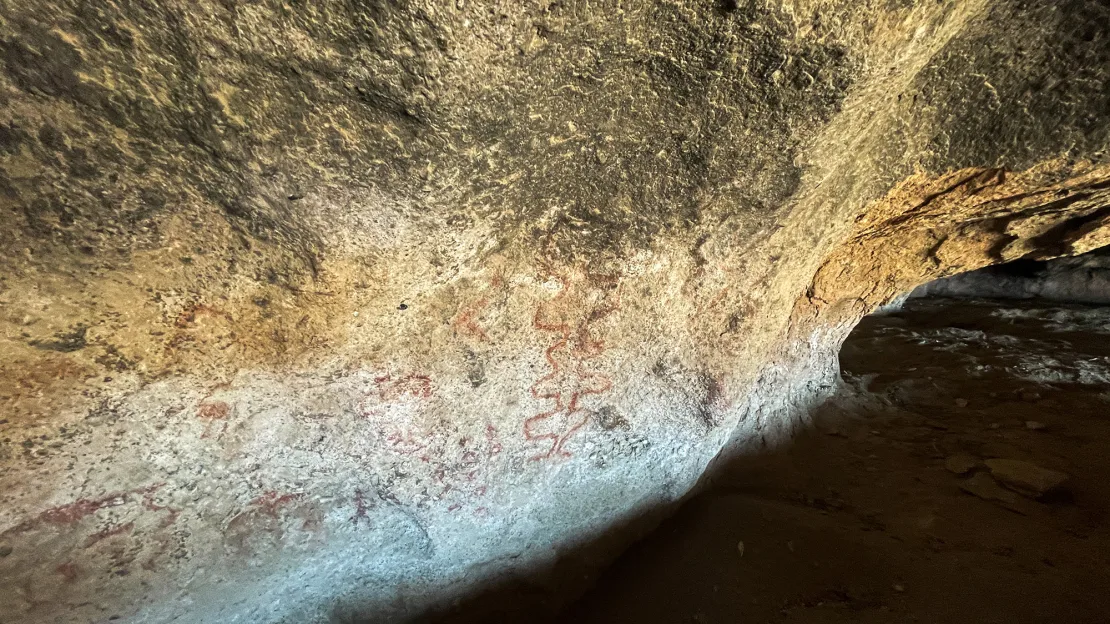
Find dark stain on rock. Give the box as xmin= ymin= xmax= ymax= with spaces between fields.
xmin=651 ymin=359 xmax=668 ymax=378
xmin=911 ymin=0 xmax=1110 ymax=172
xmin=464 ymin=349 xmax=486 ymax=388
xmin=462 ymin=0 xmax=854 ymax=259
xmin=95 ymin=345 xmax=136 ymax=372
xmin=37 ymin=124 xmax=66 ymax=150
xmin=716 ymin=0 xmax=742 ymax=16
xmin=31 ymin=325 xmax=89 ymax=353
xmin=0 ymin=173 xmax=15 ymax=199
xmin=726 ymin=312 xmax=744 ymax=334
xmin=595 ymin=405 xmax=630 ymax=431
xmin=694 ymin=373 xmax=723 ymax=430
xmin=0 ymin=121 xmax=28 ymax=154
xmin=66 ymin=147 xmax=100 ymax=179
xmin=0 ymin=23 xmax=83 ymax=98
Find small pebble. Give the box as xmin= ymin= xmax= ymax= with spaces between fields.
xmin=1025 ymin=420 xmax=1047 ymax=431
xmin=737 ymin=540 xmax=745 ymax=557
xmin=893 ymin=584 xmax=905 ymax=592
xmin=954 ymin=398 xmax=968 ymax=408
xmin=0 ymin=544 xmax=12 ymax=557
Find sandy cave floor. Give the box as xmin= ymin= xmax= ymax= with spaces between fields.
xmin=553 ymin=297 xmax=1110 ymax=624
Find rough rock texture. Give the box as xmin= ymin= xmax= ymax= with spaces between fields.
xmin=567 ymin=296 xmax=1110 ymax=623
xmin=912 ymin=246 xmax=1110 ymax=303
xmin=985 ymin=458 xmax=1069 ymax=498
xmin=0 ymin=1 xmax=1108 ymax=622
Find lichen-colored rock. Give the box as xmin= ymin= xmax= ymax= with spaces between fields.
xmin=0 ymin=0 xmax=1108 ymax=622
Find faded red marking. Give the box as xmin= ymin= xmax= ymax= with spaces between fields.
xmin=225 ymin=490 xmax=321 ymax=554
xmin=488 ymin=261 xmax=512 ymax=289
xmin=83 ymin=521 xmax=135 ymax=548
xmin=419 ymin=423 xmax=504 ymax=509
xmin=133 ymin=485 xmax=181 ymax=572
xmin=6 ymin=484 xmax=166 ymax=536
xmin=2 ymin=484 xmax=181 ymax=579
xmin=351 ymin=489 xmax=371 ymax=526
xmin=358 ymin=368 xmax=504 ymax=510
xmin=384 ymin=429 xmax=430 ymax=456
xmin=453 ymin=297 xmax=491 ymax=341
xmin=141 ymin=488 xmax=181 ymax=529
xmin=3 ymin=484 xmax=177 ymax=590
xmin=197 ymin=401 xmax=230 ymax=420
xmin=377 ymin=422 xmax=505 ymax=511
xmin=706 ymin=375 xmax=731 ymax=410
xmin=36 ymin=492 xmax=129 ymax=526
xmin=486 ymin=424 xmax=503 ymax=456
xmin=196 ymin=399 xmax=231 ymax=440
xmin=174 ymin=303 xmax=233 ymax=328
xmin=374 ymin=373 xmax=433 ymax=401
xmin=250 ymin=491 xmax=305 ymax=517
xmin=55 ymin=562 xmax=79 ymax=583
xmin=197 ymin=400 xmax=231 ymax=439
xmin=1 ymin=482 xmax=182 ymax=578
xmin=358 ymin=373 xmax=437 ymax=460
xmin=525 ymin=270 xmax=621 ymax=461
xmin=701 ymin=286 xmax=731 ymax=315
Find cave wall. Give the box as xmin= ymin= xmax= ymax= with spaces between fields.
xmin=910 ymin=246 xmax=1110 ymax=304
xmin=1 ymin=1 xmax=1108 ymax=622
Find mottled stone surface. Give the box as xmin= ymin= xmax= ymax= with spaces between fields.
xmin=0 ymin=1 xmax=1108 ymax=622
xmin=913 ymin=246 xmax=1110 ymax=303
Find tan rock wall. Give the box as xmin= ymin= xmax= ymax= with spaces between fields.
xmin=0 ymin=0 xmax=1107 ymax=621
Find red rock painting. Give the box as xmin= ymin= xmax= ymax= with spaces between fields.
xmin=355 ymin=368 xmax=504 ymax=510
xmin=453 ymin=297 xmax=491 ymax=341
xmin=374 ymin=373 xmax=433 ymax=401
xmin=224 ymin=490 xmax=322 ymax=555
xmin=358 ymin=372 xmax=435 ymax=459
xmin=0 ymin=483 xmax=181 ymax=594
xmin=350 ymin=489 xmax=371 ymax=527
xmin=4 ymin=483 xmax=174 ymax=536
xmin=174 ymin=303 xmax=233 ymax=328
xmin=197 ymin=399 xmax=231 ymax=438
xmin=525 ymin=269 xmax=621 ymax=461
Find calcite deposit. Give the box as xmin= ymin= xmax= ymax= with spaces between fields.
xmin=0 ymin=0 xmax=1107 ymax=622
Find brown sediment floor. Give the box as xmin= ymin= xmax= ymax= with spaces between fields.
xmin=561 ymin=297 xmax=1110 ymax=624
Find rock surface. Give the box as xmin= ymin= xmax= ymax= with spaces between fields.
xmin=985 ymin=459 xmax=1069 ymax=498
xmin=0 ymin=1 xmax=1108 ymax=622
xmin=564 ymin=296 xmax=1110 ymax=623
xmin=960 ymin=472 xmax=1022 ymax=507
xmin=944 ymin=453 xmax=980 ymax=476
xmin=913 ymin=247 xmax=1110 ymax=304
